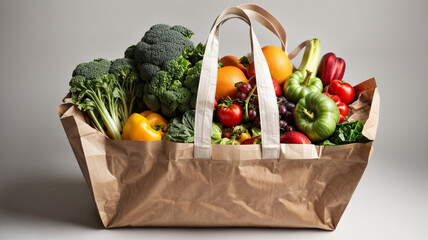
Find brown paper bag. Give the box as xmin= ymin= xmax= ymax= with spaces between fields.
xmin=58 ymin=4 xmax=379 ymax=230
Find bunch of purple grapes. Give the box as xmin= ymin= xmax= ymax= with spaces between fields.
xmin=235 ymin=82 xmax=296 ymax=133
xmin=277 ymin=96 xmax=297 ymax=133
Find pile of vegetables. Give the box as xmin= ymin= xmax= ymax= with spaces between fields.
xmin=69 ymin=24 xmax=205 ymax=140
xmin=68 ymin=23 xmax=371 ymax=146
xmin=165 ymin=39 xmax=369 ymax=146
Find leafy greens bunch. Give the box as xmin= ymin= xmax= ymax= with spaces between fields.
xmin=69 ymin=58 xmax=143 ymax=140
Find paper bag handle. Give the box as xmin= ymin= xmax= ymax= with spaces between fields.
xmin=237 ymin=3 xmax=287 ymax=53
xmin=194 ymin=6 xmax=280 ymax=159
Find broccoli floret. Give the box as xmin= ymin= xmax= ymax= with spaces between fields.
xmin=125 ymin=24 xmax=208 ymax=117
xmin=136 ymin=41 xmax=187 ymax=67
xmin=143 ymin=93 xmax=161 ymax=112
xmin=72 ymin=58 xmax=111 ymax=80
xmin=109 ymin=58 xmax=137 ymax=74
xmin=139 ymin=63 xmax=160 ymax=82
xmin=184 ymin=60 xmax=202 ymax=93
xmin=147 ymin=71 xmax=172 ymax=96
xmin=124 ymin=45 xmax=136 ymax=59
xmin=170 ymin=25 xmax=194 ymax=39
xmin=162 ymin=56 xmax=191 ymax=80
xmin=158 ymin=87 xmax=192 ymax=117
xmin=159 ymin=91 xmax=179 ymax=117
xmin=133 ymin=24 xmax=194 ymax=76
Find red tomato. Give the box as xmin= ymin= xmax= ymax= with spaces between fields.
xmin=214 ymin=99 xmax=218 ymax=109
xmin=328 ymin=80 xmax=355 ymax=104
xmin=248 ymin=76 xmax=282 ymax=97
xmin=336 ymin=102 xmax=349 ymax=123
xmin=216 ymin=103 xmax=243 ymax=127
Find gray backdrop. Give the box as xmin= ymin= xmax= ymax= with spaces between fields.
xmin=1 ymin=0 xmax=427 ymax=239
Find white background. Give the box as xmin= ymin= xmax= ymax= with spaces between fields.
xmin=1 ymin=0 xmax=427 ymax=239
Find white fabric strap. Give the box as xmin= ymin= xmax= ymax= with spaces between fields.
xmin=194 ymin=6 xmax=280 ymax=159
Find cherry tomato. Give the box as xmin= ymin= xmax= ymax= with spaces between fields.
xmin=216 ymin=103 xmax=243 ymax=127
xmin=328 ymin=80 xmax=355 ymax=104
xmin=214 ymin=99 xmax=218 ymax=109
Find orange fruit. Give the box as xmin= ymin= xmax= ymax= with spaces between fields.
xmin=246 ymin=45 xmax=292 ymax=86
xmin=216 ymin=66 xmax=248 ymax=100
xmin=219 ymin=55 xmax=247 ymax=76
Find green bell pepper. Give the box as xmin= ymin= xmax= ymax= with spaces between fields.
xmin=294 ymin=92 xmax=340 ymax=142
xmin=283 ymin=70 xmax=323 ymax=103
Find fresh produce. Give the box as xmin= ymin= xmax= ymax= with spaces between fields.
xmin=247 ymin=76 xmax=282 ymax=97
xmin=184 ymin=60 xmax=222 ymax=109
xmin=280 ymin=131 xmax=311 ymax=144
xmin=323 ymin=93 xmax=349 ymax=123
xmin=69 ymin=58 xmax=141 ymax=140
xmin=296 ymin=38 xmax=321 ymax=78
xmin=322 ymin=121 xmax=370 ymax=145
xmin=246 ymin=45 xmax=292 ymax=85
xmin=328 ymin=80 xmax=355 ymax=104
xmin=68 ymin=22 xmax=369 ymax=146
xmin=211 ymin=123 xmax=240 ymax=145
xmin=165 ymin=110 xmax=195 ymax=143
xmin=166 ymin=111 xmax=241 ymax=145
xmin=216 ymin=66 xmax=248 ymax=100
xmin=283 ymin=70 xmax=323 ymax=103
xmin=317 ymin=52 xmax=346 ymax=86
xmin=127 ymin=24 xmax=206 ymax=117
xmin=241 ymin=136 xmax=261 ymax=144
xmin=140 ymin=110 xmax=169 ymax=135
xmin=216 ymin=99 xmax=244 ymax=127
xmin=237 ymin=132 xmax=252 ymax=143
xmin=122 ymin=113 xmax=165 ymax=141
xmin=283 ymin=38 xmax=322 ymax=103
xmin=294 ymin=92 xmax=340 ymax=142
xmin=219 ymin=55 xmax=247 ymax=76
xmin=236 ymin=77 xmax=297 ymax=133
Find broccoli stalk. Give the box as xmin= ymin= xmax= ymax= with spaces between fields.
xmin=70 ymin=74 xmax=122 ymax=139
xmin=69 ymin=58 xmax=143 ymax=140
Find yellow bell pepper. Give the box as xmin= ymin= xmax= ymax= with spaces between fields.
xmin=122 ymin=113 xmax=164 ymax=141
xmin=140 ymin=111 xmax=169 ymax=133
xmin=237 ymin=132 xmax=252 ymax=143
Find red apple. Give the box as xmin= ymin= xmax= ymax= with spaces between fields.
xmin=280 ymin=131 xmax=311 ymax=144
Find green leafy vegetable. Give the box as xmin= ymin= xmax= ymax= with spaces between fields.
xmin=321 ymin=121 xmax=371 ymax=145
xmin=251 ymin=127 xmax=261 ymax=137
xmin=165 ymin=110 xmax=195 ymax=143
xmin=211 ymin=123 xmax=240 ymax=145
xmin=69 ymin=58 xmax=142 ymax=140
xmin=165 ymin=112 xmax=239 ymax=145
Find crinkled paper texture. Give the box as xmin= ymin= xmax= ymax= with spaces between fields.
xmin=58 ymin=78 xmax=379 ymax=230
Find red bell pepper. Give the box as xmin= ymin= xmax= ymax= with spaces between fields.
xmin=323 ymin=92 xmax=349 ymax=123
xmin=241 ymin=136 xmax=260 ymax=144
xmin=317 ymin=52 xmax=346 ymax=86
